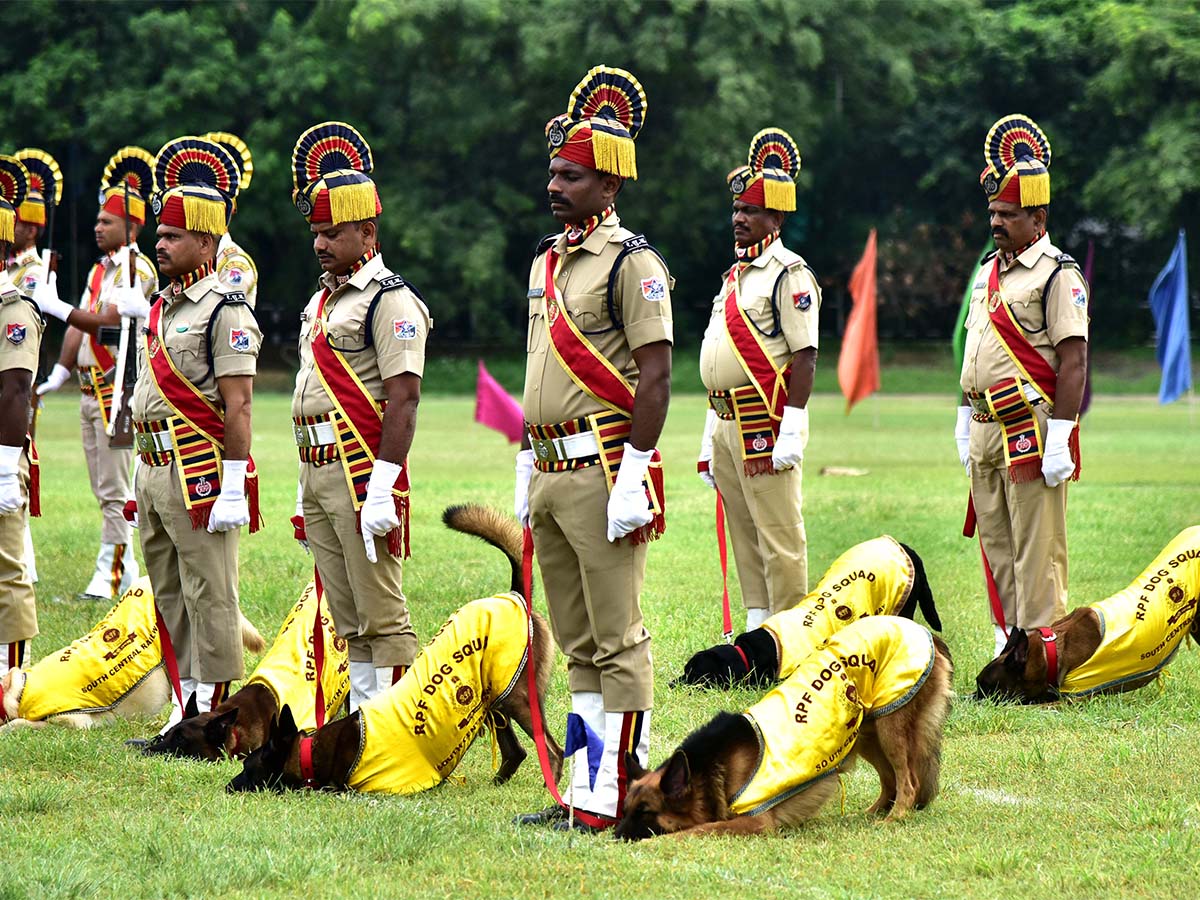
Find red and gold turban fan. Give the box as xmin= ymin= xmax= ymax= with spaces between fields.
xmin=99 ymin=147 xmax=154 ymax=225
xmin=291 ymin=121 xmax=380 ymax=225
xmin=0 ymin=155 xmax=30 ymax=245
xmin=728 ymin=128 xmax=800 ymax=212
xmin=546 ymin=65 xmax=647 ymax=180
xmin=13 ymin=148 xmax=61 ymax=228
xmin=152 ymin=136 xmax=239 ymax=236
xmin=980 ymin=114 xmax=1051 ymax=208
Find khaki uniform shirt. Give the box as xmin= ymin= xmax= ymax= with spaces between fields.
xmin=523 ymin=213 xmax=673 ymax=423
xmin=699 ymin=240 xmax=821 ymax=391
xmin=959 ymin=233 xmax=1089 ymax=395
xmin=291 ymin=253 xmax=431 ymax=418
xmin=131 ymin=270 xmax=261 ymax=421
xmin=0 ymin=271 xmax=43 ymax=376
xmin=216 ymin=233 xmax=258 ymax=308
xmin=6 ymin=248 xmax=43 ymax=297
xmin=76 ymin=249 xmax=158 ymax=368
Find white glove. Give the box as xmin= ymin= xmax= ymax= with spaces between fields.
xmin=292 ymin=477 xmax=309 ymax=553
xmin=0 ymin=445 xmax=24 ymax=515
xmin=115 ymin=279 xmax=151 ymax=320
xmin=955 ymin=406 xmax=972 ymax=476
xmin=697 ymin=409 xmax=716 ymax=490
xmin=37 ymin=363 xmax=72 ymax=396
xmin=362 ymin=459 xmax=402 ymax=564
xmin=772 ymin=406 xmax=808 ymax=471
xmin=606 ymin=443 xmax=654 ymax=542
xmin=207 ymin=459 xmax=250 ymax=533
xmin=1041 ymin=418 xmax=1076 ymax=488
xmin=514 ymin=449 xmax=535 ymax=527
xmin=31 ymin=271 xmax=73 ymax=323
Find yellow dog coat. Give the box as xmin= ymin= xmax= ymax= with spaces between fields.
xmin=1060 ymin=526 xmax=1200 ymax=698
xmin=16 ymin=578 xmax=163 ymax=721
xmin=766 ymin=536 xmax=916 ymax=680
xmin=246 ymin=581 xmax=349 ymax=732
xmin=348 ymin=592 xmax=529 ymax=794
xmin=731 ymin=615 xmax=935 ymax=816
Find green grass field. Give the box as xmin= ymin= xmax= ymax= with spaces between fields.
xmin=3 ymin=388 xmax=1199 ymax=900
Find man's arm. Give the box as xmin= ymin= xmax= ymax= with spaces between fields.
xmin=0 ymin=369 xmax=33 ymax=445
xmin=785 ymin=347 xmax=817 ymax=408
xmin=216 ymin=374 xmax=253 ymax=459
xmin=377 ymin=372 xmax=421 ymax=464
xmin=1052 ymin=337 xmax=1086 ymax=421
xmin=56 ymin=326 xmax=84 ymax=368
xmin=61 ymin=305 xmax=120 ymax=336
xmin=628 ymin=340 xmax=671 ymax=452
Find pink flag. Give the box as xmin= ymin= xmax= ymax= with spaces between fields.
xmin=474 ymin=360 xmax=524 ymax=443
xmin=837 ymin=228 xmax=881 ymax=413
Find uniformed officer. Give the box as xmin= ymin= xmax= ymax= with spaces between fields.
xmin=35 ymin=147 xmax=157 ymax=600
xmin=956 ymin=114 xmax=1088 ymax=656
xmin=117 ymin=135 xmax=262 ymax=733
xmin=698 ymin=128 xmax=820 ymax=630
xmin=289 ymin=121 xmax=428 ymax=709
xmin=515 ymin=66 xmax=672 ymax=832
xmin=203 ymin=132 xmax=258 ymax=307
xmin=0 ymin=156 xmax=44 ymax=670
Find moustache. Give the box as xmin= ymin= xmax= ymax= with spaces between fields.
xmin=548 ymin=194 xmax=569 ymax=206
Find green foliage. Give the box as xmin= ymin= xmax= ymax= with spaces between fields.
xmin=3 ymin=0 xmax=1196 ymax=355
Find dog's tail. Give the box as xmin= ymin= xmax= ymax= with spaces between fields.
xmin=239 ymin=613 xmax=266 ymax=654
xmin=442 ymin=504 xmax=525 ymax=597
xmin=897 ymin=543 xmax=941 ymax=631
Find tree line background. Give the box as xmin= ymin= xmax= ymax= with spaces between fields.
xmin=3 ymin=0 xmax=1197 ymax=360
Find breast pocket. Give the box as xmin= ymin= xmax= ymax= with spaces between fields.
xmin=527 ymin=298 xmax=545 ymax=352
xmin=325 ymin=310 xmax=368 ymax=351
xmin=741 ymin=292 xmax=777 ymax=334
xmin=167 ymin=331 xmax=207 ymax=367
xmin=1009 ymin=291 xmax=1046 ymax=333
xmin=567 ymin=292 xmax=611 ymax=333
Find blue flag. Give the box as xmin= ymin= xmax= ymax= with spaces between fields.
xmin=563 ymin=712 xmax=603 ymax=790
xmin=1149 ymin=230 xmax=1193 ymax=405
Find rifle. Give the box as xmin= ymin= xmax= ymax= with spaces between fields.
xmin=30 ymin=190 xmax=59 ymax=442
xmin=104 ymin=180 xmax=136 ymax=448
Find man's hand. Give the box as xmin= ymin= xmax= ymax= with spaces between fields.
xmin=37 ymin=363 xmax=72 ymax=396
xmin=771 ymin=406 xmax=808 ymax=471
xmin=606 ymin=444 xmax=654 ymax=542
xmin=697 ymin=409 xmax=716 ymax=490
xmin=207 ymin=459 xmax=250 ymax=532
xmin=361 ymin=459 xmax=402 ymax=564
xmin=514 ymin=449 xmax=535 ymax=527
xmin=955 ymin=406 xmax=972 ymax=476
xmin=0 ymin=445 xmax=24 ymax=515
xmin=32 ymin=271 xmax=74 ymax=323
xmin=115 ymin=280 xmax=151 ymax=320
xmin=1041 ymin=418 xmax=1076 ymax=488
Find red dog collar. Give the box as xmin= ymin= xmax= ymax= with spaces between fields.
xmin=1037 ymin=627 xmax=1059 ymax=688
xmin=298 ymin=735 xmax=317 ymax=788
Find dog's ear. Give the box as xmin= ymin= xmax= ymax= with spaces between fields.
xmin=625 ymin=751 xmax=647 ymax=782
xmin=205 ymin=708 xmax=239 ymax=748
xmin=183 ymin=691 xmax=199 ymax=720
xmin=1004 ymin=628 xmax=1030 ymax=670
xmin=276 ymin=704 xmax=298 ymax=741
xmin=661 ymin=750 xmax=692 ymax=802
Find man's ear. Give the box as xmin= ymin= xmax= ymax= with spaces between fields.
xmin=359 ymin=219 xmax=378 ymax=245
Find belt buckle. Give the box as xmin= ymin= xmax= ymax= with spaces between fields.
xmin=134 ymin=431 xmax=153 ymax=453
xmin=294 ymin=424 xmax=312 ymax=448
xmin=709 ymin=395 xmax=733 ymax=417
xmin=969 ymin=395 xmax=989 ymax=415
xmin=530 ymin=436 xmax=559 ymax=463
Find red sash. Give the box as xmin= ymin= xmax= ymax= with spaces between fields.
xmin=309 ymin=288 xmax=410 ymax=558
xmin=85 ymin=262 xmax=117 ymax=373
xmin=145 ymin=297 xmax=262 ymax=532
xmin=542 ymin=248 xmax=665 ymax=543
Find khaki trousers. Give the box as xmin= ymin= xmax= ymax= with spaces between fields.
xmin=80 ymin=393 xmax=134 ymax=545
xmin=529 ymin=463 xmax=652 ymax=711
xmin=0 ymin=451 xmax=37 ymax=644
xmin=136 ymin=461 xmax=244 ymax=682
xmin=711 ymin=418 xmax=808 ymax=614
xmin=301 ymin=461 xmax=416 ymax=668
xmin=969 ymin=406 xmax=1069 ymax=632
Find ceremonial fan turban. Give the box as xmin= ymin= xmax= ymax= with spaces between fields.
xmin=152 ymin=136 xmax=240 ymax=236
xmin=14 ymin=149 xmax=61 ymax=228
xmin=0 ymin=155 xmax=30 ymax=244
xmin=727 ymin=127 xmax=801 ymax=212
xmin=546 ymin=65 xmax=647 ymax=180
xmin=980 ymin=114 xmax=1051 ymax=207
xmin=291 ymin=121 xmax=381 ymax=225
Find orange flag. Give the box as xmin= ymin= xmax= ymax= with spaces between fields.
xmin=837 ymin=228 xmax=880 ymax=413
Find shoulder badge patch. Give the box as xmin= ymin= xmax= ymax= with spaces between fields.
xmin=229 ymin=328 xmax=251 ymax=352
xmin=6 ymin=323 xmax=27 ymax=345
xmin=640 ymin=276 xmax=666 ymax=301
xmin=1071 ymin=286 xmax=1087 ymax=308
xmin=378 ymin=275 xmax=406 ymax=290
xmin=393 ymin=319 xmax=418 ymax=340
xmin=793 ymin=291 xmax=812 ymax=311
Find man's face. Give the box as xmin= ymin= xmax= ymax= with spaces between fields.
xmin=95 ymin=210 xmax=131 ymax=255
xmin=988 ymin=200 xmax=1044 ymax=254
xmin=310 ymin=221 xmax=373 ymax=274
xmin=547 ymin=157 xmax=617 ymax=226
xmin=731 ymin=200 xmax=782 ymax=249
xmin=12 ymin=220 xmax=39 ymax=253
xmin=156 ymin=225 xmax=211 ymax=278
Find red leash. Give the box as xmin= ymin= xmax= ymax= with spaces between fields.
xmin=716 ymin=491 xmax=733 ymax=641
xmin=154 ymin=605 xmax=184 ymax=709
xmin=312 ymin=568 xmax=326 ymax=729
xmin=1038 ymin=627 xmax=1059 ymax=688
xmin=298 ymin=735 xmax=317 ymax=788
xmin=965 ymin=493 xmax=1007 ymax=636
xmin=521 ymin=524 xmax=612 ymax=829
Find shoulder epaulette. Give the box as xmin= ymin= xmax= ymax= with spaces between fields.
xmin=220 ymin=290 xmax=248 ymax=303
xmin=533 ymin=233 xmax=556 ymax=257
xmin=1053 ymin=252 xmax=1078 ymax=269
xmin=621 ymin=234 xmax=651 ymax=253
xmin=376 ymin=274 xmax=407 ymax=291
xmin=981 ymin=249 xmax=999 ymax=265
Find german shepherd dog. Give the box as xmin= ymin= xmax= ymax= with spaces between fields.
xmin=226 ymin=504 xmax=564 ymax=794
xmin=618 ymin=617 xmax=953 ymax=839
xmin=140 ymin=580 xmax=349 ymax=760
xmin=975 ymin=526 xmax=1200 ymax=703
xmin=678 ymin=537 xmax=940 ymax=688
xmin=1 ymin=578 xmax=265 ymax=732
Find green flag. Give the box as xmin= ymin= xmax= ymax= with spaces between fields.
xmin=952 ymin=241 xmax=993 ymax=373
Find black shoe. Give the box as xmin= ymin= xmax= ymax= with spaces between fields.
xmin=513 ymin=804 xmax=567 ymax=826
xmin=124 ymin=738 xmax=150 ymax=750
xmin=551 ymin=815 xmax=612 ymax=834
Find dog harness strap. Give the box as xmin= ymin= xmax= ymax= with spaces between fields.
xmin=717 ymin=490 xmax=733 ymax=641
xmin=299 ymin=735 xmax=316 ymax=787
xmin=1038 ymin=628 xmax=1058 ymax=687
